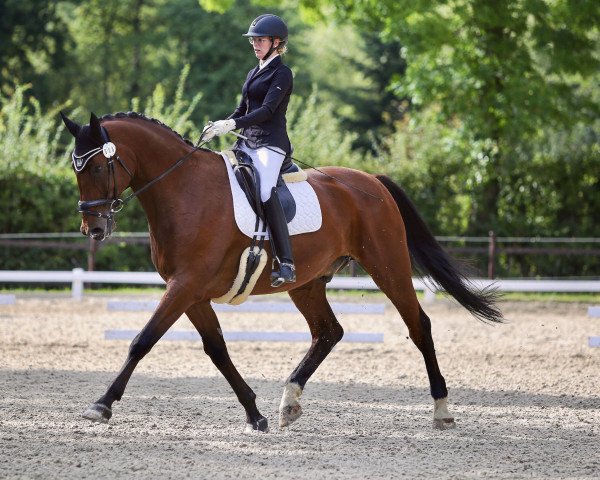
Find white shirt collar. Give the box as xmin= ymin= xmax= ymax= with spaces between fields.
xmin=259 ymin=53 xmax=279 ymax=70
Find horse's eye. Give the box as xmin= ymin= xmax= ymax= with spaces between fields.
xmin=93 ymin=165 xmax=103 ymax=174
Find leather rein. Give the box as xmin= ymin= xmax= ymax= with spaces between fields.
xmin=74 ymin=124 xmax=381 ymax=230
xmin=74 ymin=127 xmax=209 ymax=228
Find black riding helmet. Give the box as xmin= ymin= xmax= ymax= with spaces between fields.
xmin=243 ymin=14 xmax=288 ymax=43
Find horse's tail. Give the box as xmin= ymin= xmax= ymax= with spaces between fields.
xmin=375 ymin=174 xmax=503 ymax=323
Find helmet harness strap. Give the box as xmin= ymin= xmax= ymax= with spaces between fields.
xmin=263 ymin=37 xmax=278 ymax=62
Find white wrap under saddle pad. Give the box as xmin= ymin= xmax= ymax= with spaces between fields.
xmin=220 ymin=152 xmax=322 ymax=238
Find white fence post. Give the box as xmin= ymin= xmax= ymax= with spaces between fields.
xmin=72 ymin=268 xmax=84 ymax=300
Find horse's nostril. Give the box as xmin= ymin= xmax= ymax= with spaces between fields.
xmin=90 ymin=228 xmax=105 ymax=241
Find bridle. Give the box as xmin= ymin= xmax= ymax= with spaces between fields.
xmin=73 ymin=126 xmax=133 ymax=238
xmin=73 ymin=126 xmax=209 ymax=235
xmin=74 ymin=143 xmax=130 ymax=220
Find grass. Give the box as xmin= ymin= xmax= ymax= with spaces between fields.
xmin=1 ymin=287 xmax=598 ymax=303
xmin=494 ymin=291 xmax=600 ymax=302
xmin=0 ymin=286 xmax=166 ymax=296
xmin=328 ymin=289 xmax=599 ymax=303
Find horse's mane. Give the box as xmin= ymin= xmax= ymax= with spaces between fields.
xmin=98 ymin=111 xmax=197 ymax=148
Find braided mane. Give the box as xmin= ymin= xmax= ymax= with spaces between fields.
xmin=98 ymin=111 xmax=196 ymax=147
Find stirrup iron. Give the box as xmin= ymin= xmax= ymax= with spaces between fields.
xmin=271 ymin=261 xmax=296 ymax=287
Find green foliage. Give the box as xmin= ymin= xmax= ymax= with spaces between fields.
xmin=198 ymin=0 xmax=235 ymax=12
xmin=0 ymin=85 xmax=83 ymax=269
xmin=373 ymin=112 xmax=600 ymax=276
xmin=1 ymin=0 xmax=599 ymax=278
xmin=0 ymin=1 xmax=69 ymax=101
xmin=0 ymin=85 xmax=68 ymax=176
xmin=299 ymin=0 xmax=600 ymax=233
xmin=49 ymin=0 xmax=273 ymax=123
xmin=287 ymin=88 xmax=364 ymax=167
xmin=131 ymin=64 xmax=203 ymax=138
xmin=372 ymin=109 xmax=474 ymax=235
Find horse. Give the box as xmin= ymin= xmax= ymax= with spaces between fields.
xmin=60 ymin=111 xmax=502 ymax=433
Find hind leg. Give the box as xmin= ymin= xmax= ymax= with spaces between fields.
xmin=356 ymin=244 xmax=456 ymax=429
xmin=414 ymin=306 xmax=455 ymax=429
xmin=280 ymin=278 xmax=344 ymax=427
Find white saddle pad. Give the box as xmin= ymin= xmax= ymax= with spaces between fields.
xmin=220 ymin=152 xmax=322 ymax=238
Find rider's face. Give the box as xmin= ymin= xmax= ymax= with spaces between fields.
xmin=249 ymin=36 xmax=280 ymax=60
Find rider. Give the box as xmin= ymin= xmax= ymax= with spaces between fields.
xmin=203 ymin=14 xmax=295 ymax=288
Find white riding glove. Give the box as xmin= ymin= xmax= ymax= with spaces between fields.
xmin=202 ymin=119 xmax=236 ymax=142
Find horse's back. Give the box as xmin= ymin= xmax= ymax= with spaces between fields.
xmin=306 ymin=166 xmax=398 ymax=219
xmin=300 ymin=166 xmax=405 ymax=253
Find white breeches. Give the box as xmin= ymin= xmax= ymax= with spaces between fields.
xmin=239 ymin=144 xmax=286 ymax=202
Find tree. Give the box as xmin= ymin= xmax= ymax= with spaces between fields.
xmin=307 ymin=0 xmax=600 ymax=233
xmin=50 ymin=0 xmax=282 ymax=123
xmin=0 ymin=1 xmax=69 ymax=102
xmin=202 ymin=0 xmax=600 ymax=232
xmin=333 ymin=33 xmax=407 ymax=150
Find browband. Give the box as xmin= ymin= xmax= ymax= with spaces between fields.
xmin=71 ymin=127 xmax=116 ymax=172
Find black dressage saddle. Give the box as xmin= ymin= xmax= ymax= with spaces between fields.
xmin=231 ymin=149 xmax=300 ymax=223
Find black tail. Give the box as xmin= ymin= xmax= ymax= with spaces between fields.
xmin=376 ymin=175 xmax=503 ymax=323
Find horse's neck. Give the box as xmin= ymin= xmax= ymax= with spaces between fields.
xmin=118 ymin=123 xmax=225 ymax=232
xmin=123 ymin=125 xmax=197 ymax=187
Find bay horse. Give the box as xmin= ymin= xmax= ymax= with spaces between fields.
xmin=61 ymin=111 xmax=502 ymax=432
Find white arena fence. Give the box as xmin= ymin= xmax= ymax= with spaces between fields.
xmin=0 ymin=269 xmax=599 ymax=300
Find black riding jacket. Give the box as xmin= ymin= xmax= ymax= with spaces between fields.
xmin=228 ymin=55 xmax=293 ymax=154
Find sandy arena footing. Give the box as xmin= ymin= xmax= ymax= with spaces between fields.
xmin=1 ymin=296 xmax=598 ymax=479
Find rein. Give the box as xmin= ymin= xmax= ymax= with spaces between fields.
xmin=75 ymin=122 xmax=381 ymax=228
xmin=229 ymin=131 xmax=383 ymax=201
xmin=75 ymin=128 xmax=210 ymax=227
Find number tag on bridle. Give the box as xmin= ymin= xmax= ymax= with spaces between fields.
xmin=102 ymin=142 xmax=116 ymax=158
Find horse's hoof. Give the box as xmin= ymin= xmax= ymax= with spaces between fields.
xmin=279 ymin=404 xmax=303 ymax=428
xmin=82 ymin=403 xmax=112 ymax=423
xmin=279 ymin=382 xmax=303 ymax=428
xmin=433 ymin=417 xmax=456 ymax=430
xmin=244 ymin=416 xmax=269 ymax=434
xmin=433 ymin=397 xmax=455 ymax=430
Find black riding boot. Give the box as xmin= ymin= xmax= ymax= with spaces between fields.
xmin=263 ymin=187 xmax=296 ymax=287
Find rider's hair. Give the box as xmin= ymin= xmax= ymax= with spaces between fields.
xmin=276 ymin=40 xmax=288 ymax=55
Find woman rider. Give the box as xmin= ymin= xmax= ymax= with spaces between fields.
xmin=202 ymin=14 xmax=295 ymax=288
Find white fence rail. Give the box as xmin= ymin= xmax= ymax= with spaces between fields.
xmin=0 ymin=269 xmax=599 ymax=300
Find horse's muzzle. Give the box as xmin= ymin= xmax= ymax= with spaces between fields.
xmin=81 ymin=219 xmax=113 ymax=241
xmin=90 ymin=227 xmax=107 ymax=241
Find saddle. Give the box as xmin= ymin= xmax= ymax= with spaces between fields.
xmin=227 ymin=149 xmax=306 ymax=224
xmin=214 ymin=150 xmax=319 ymax=305
xmin=213 ymin=150 xmax=307 ymax=306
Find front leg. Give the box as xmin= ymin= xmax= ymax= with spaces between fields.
xmin=82 ymin=282 xmax=194 ymax=423
xmin=186 ymin=302 xmax=268 ymax=433
xmin=280 ymin=279 xmax=344 ymax=428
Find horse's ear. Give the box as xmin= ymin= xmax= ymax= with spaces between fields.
xmin=60 ymin=111 xmax=81 ymax=138
xmin=89 ymin=112 xmax=103 ymax=141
